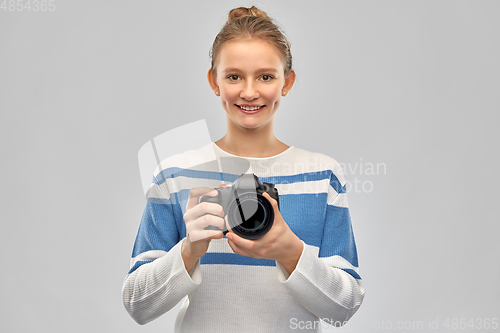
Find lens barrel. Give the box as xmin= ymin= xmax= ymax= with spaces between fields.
xmin=227 ymin=192 xmax=274 ymax=240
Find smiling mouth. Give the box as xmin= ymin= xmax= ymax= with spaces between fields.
xmin=236 ymin=105 xmax=265 ymax=112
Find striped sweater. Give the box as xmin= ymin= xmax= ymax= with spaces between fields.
xmin=122 ymin=142 xmax=365 ymax=332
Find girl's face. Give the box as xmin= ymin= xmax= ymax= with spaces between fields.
xmin=209 ymin=38 xmax=294 ymax=132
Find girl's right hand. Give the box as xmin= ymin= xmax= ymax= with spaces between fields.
xmin=181 ymin=186 xmax=226 ymax=269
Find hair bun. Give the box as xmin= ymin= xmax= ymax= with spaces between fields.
xmin=227 ymin=6 xmax=270 ymax=23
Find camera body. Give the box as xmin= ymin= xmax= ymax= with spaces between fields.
xmin=200 ymin=173 xmax=279 ymax=240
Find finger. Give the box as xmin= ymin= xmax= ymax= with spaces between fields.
xmin=263 ymin=192 xmax=280 ymax=215
xmin=184 ymin=201 xmax=224 ymax=222
xmin=226 ymin=238 xmax=239 ymax=254
xmin=186 ymin=187 xmax=218 ymax=210
xmin=187 ymin=215 xmax=225 ymax=242
xmin=227 ymin=238 xmax=257 ymax=258
xmin=226 ymin=232 xmax=255 ymax=252
xmin=226 ymin=238 xmax=244 ymax=255
xmin=210 ymin=230 xmax=224 ymax=240
xmin=187 ymin=214 xmax=226 ymax=233
xmin=189 ymin=229 xmax=223 ymax=242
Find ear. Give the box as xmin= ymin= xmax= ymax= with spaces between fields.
xmin=207 ymin=69 xmax=219 ymax=95
xmin=282 ymin=69 xmax=296 ymax=96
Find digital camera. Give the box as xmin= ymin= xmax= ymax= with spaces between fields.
xmin=200 ymin=173 xmax=279 ymax=240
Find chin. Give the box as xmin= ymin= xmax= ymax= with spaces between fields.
xmin=239 ymin=123 xmax=261 ymax=130
xmin=240 ymin=119 xmax=272 ymax=130
xmin=227 ymin=112 xmax=273 ymax=131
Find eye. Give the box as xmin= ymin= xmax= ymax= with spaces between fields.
xmin=260 ymin=74 xmax=274 ymax=82
xmin=227 ymin=74 xmax=240 ymax=81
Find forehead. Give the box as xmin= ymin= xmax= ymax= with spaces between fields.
xmin=217 ymin=39 xmax=284 ymax=73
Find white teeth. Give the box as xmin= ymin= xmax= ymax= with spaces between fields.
xmin=239 ymin=105 xmax=262 ymax=111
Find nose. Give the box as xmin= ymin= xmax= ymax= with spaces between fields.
xmin=240 ymin=81 xmax=259 ymax=100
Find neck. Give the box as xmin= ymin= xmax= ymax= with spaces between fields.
xmin=216 ymin=121 xmax=288 ymax=158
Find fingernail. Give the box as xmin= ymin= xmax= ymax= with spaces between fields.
xmin=226 ymin=234 xmax=233 ymax=241
xmin=210 ymin=190 xmax=218 ymax=195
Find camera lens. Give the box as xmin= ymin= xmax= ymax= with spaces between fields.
xmin=227 ymin=193 xmax=274 ymax=239
xmin=238 ymin=198 xmax=266 ymax=229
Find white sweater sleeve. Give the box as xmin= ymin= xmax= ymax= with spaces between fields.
xmin=122 ymin=239 xmax=202 ymax=325
xmin=275 ymin=242 xmax=365 ymax=324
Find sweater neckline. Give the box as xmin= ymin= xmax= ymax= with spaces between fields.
xmin=212 ymin=142 xmax=295 ymax=160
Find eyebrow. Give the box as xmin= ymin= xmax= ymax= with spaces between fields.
xmin=222 ymin=67 xmax=279 ymax=74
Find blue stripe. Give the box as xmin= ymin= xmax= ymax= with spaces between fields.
xmin=152 ymin=168 xmax=344 ymax=194
xmin=131 ymin=201 xmax=183 ymax=257
xmin=319 ymin=205 xmax=358 ymax=267
xmin=128 ymin=260 xmax=151 ymax=274
xmin=200 ymin=252 xmax=276 ymax=266
xmin=329 ymin=173 xmax=345 ymax=194
xmin=280 ymin=193 xmax=328 ymax=248
xmin=341 ymin=268 xmax=361 ymax=280
xmin=262 ymin=171 xmax=344 ymax=194
xmin=262 ymin=172 xmax=328 ymax=184
xmin=154 ymin=168 xmax=239 ymax=185
xmin=147 ymin=197 xmax=172 ymax=205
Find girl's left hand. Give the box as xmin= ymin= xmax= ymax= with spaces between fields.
xmin=225 ymin=192 xmax=304 ymax=274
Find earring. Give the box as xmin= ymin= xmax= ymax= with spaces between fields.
xmin=215 ymin=91 xmax=219 ymax=96
xmin=282 ymin=91 xmax=287 ymax=96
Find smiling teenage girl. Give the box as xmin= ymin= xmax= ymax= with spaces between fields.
xmin=123 ymin=6 xmax=364 ymax=332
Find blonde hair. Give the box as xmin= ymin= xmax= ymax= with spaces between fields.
xmin=209 ymin=6 xmax=292 ymax=79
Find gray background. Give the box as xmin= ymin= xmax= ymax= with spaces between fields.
xmin=1 ymin=0 xmax=499 ymax=332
